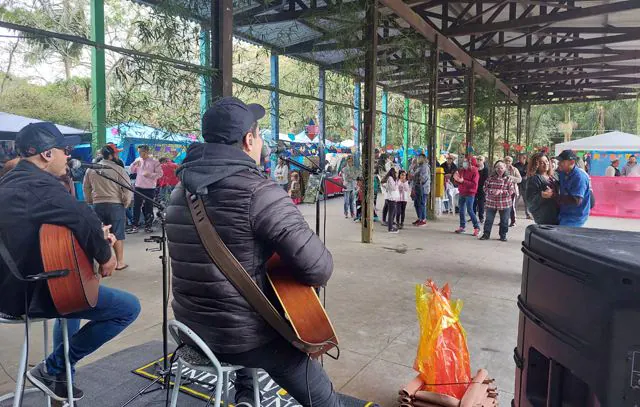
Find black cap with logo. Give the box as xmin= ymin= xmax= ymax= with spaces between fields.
xmin=556 ymin=149 xmax=578 ymax=162
xmin=15 ymin=122 xmax=81 ymax=157
xmin=202 ymin=97 xmax=266 ymax=145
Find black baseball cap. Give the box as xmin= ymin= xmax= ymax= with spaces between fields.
xmin=556 ymin=149 xmax=578 ymax=161
xmin=16 ymin=122 xmax=81 ymax=157
xmin=202 ymin=97 xmax=265 ymax=144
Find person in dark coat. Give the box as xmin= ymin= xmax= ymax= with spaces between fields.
xmin=474 ymin=155 xmax=489 ymax=223
xmin=165 ymin=97 xmax=339 ymax=407
xmin=525 ymin=152 xmax=559 ymax=225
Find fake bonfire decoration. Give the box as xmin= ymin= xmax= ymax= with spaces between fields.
xmin=397 ymin=280 xmax=499 ymax=406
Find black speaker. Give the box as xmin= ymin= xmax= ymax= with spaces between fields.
xmin=514 ymin=224 xmax=640 ymax=407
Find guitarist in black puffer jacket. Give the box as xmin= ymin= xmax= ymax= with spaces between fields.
xmin=166 ymin=97 xmax=341 ymax=407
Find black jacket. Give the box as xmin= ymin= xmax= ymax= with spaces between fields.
xmin=0 ymin=160 xmax=112 ymax=317
xmin=166 ymin=143 xmax=333 ymax=354
xmin=477 ymin=166 xmax=489 ymax=195
xmin=525 ymin=174 xmax=559 ymax=225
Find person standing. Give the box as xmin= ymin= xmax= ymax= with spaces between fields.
xmin=621 ymin=155 xmax=640 ymax=176
xmin=453 ymin=156 xmax=481 ymax=236
xmin=274 ymin=157 xmax=289 ymax=190
xmin=474 ymin=155 xmax=489 ymax=223
xmin=513 ymin=154 xmax=531 ymax=220
xmin=605 ymin=159 xmax=621 ymax=177
xmin=129 ymin=144 xmax=162 ymax=233
xmin=556 ymin=150 xmax=591 ymax=227
xmin=158 ymin=157 xmax=180 ymax=204
xmin=525 ymin=152 xmax=559 ymax=225
xmin=83 ymin=146 xmax=133 ymax=270
xmin=396 ymin=170 xmax=410 ymax=229
xmin=440 ymin=154 xmax=458 ymax=183
xmin=411 ymin=154 xmax=430 ymax=226
xmin=340 ymin=156 xmax=357 ymax=218
xmin=504 ymin=156 xmax=523 ymax=227
xmin=479 ymin=160 xmax=516 ymax=242
xmin=382 ymin=167 xmax=400 ymax=233
xmin=106 ymin=143 xmax=125 ymax=168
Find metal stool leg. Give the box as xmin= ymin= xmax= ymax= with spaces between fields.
xmin=43 ymin=320 xmax=52 ymax=407
xmin=61 ymin=319 xmax=74 ymax=407
xmin=252 ymin=369 xmax=260 ymax=407
xmin=10 ymin=319 xmax=29 ymax=407
xmin=213 ymin=366 xmax=223 ymax=407
xmin=169 ymin=359 xmax=183 ymax=407
xmin=222 ymin=371 xmax=229 ymax=407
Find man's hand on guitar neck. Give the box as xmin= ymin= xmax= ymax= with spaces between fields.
xmin=99 ymin=254 xmax=117 ymax=277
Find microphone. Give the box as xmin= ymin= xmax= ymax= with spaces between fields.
xmin=68 ymin=159 xmax=112 ymax=170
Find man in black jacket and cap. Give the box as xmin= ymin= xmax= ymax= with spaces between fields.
xmin=0 ymin=122 xmax=140 ymax=402
xmin=166 ymin=97 xmax=339 ymax=407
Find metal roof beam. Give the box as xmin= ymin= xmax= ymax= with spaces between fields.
xmin=503 ymin=66 xmax=640 ymax=85
xmin=380 ymin=0 xmax=518 ymax=103
xmin=444 ymin=0 xmax=640 ymax=36
xmin=474 ymin=29 xmax=640 ymax=58
xmin=494 ymin=52 xmax=640 ymax=73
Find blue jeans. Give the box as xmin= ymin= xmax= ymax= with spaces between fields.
xmin=415 ymin=191 xmax=427 ymax=221
xmin=343 ymin=190 xmax=355 ymax=216
xmin=483 ymin=207 xmax=511 ymax=238
xmin=459 ymin=195 xmax=480 ymax=229
xmin=47 ymin=286 xmax=141 ymax=376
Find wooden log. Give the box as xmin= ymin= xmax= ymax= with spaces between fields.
xmin=414 ymin=390 xmax=460 ymax=407
xmin=400 ymin=375 xmax=425 ymax=397
xmin=460 ymin=369 xmax=489 ymax=407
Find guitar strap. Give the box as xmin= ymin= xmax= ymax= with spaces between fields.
xmin=185 ymin=191 xmax=324 ymax=355
xmin=0 ymin=233 xmax=27 ymax=282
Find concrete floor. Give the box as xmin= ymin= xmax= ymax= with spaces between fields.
xmin=1 ymin=199 xmax=638 ymax=405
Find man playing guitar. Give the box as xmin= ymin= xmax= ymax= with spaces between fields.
xmin=166 ymin=98 xmax=340 ymax=407
xmin=0 ymin=122 xmax=141 ymax=402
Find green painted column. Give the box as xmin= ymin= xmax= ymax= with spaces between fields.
xmin=90 ymin=0 xmax=106 ymax=150
xmin=199 ymin=27 xmax=211 ymax=119
xmin=403 ymin=97 xmax=409 ymax=170
xmin=421 ymin=102 xmax=427 ymax=147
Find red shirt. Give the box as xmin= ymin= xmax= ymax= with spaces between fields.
xmin=158 ymin=161 xmax=179 ymax=187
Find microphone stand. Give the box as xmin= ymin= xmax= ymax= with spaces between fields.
xmin=89 ymin=169 xmax=172 ymax=407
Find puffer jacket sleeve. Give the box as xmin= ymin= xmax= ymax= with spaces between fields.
xmin=251 ymin=180 xmax=333 ymax=287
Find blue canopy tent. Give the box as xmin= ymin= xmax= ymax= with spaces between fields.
xmin=73 ymin=122 xmax=196 ymax=164
xmin=0 ymin=112 xmax=91 ymax=141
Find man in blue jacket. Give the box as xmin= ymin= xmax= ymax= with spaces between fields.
xmin=556 ymin=150 xmax=591 ymax=227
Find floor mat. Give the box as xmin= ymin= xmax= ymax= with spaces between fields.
xmin=2 ymin=341 xmax=374 ymax=407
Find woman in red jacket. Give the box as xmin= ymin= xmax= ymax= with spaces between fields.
xmin=453 ymin=155 xmax=481 ymax=236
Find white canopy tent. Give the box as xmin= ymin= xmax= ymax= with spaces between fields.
xmin=555 ymin=131 xmax=640 ymax=155
xmin=0 ymin=112 xmax=91 ymax=141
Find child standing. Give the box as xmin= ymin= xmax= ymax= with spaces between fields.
xmin=288 ymin=171 xmax=302 ymax=205
xmin=382 ymin=168 xmax=399 ymax=233
xmin=396 ymin=170 xmax=410 ymax=229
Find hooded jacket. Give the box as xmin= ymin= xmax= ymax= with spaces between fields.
xmin=165 ymin=143 xmax=333 ymax=354
xmin=456 ymin=157 xmax=480 ymax=196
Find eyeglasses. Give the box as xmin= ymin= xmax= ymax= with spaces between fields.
xmin=55 ymin=146 xmax=73 ymax=155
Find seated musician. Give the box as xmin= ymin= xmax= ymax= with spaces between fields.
xmin=0 ymin=122 xmax=141 ymax=402
xmin=166 ymin=98 xmax=339 ymax=407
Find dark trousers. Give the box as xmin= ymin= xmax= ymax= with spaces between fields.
xmin=516 ymin=183 xmax=530 ymax=217
xmin=483 ymin=207 xmax=511 ymax=239
xmin=356 ymin=199 xmax=362 ymax=219
xmin=474 ymin=192 xmax=486 ymax=221
xmin=395 ymin=201 xmax=407 ymax=225
xmin=382 ymin=200 xmax=389 ymax=223
xmin=387 ymin=201 xmax=397 ymax=231
xmin=133 ymin=187 xmax=155 ymax=227
xmin=218 ymin=338 xmax=340 ymax=407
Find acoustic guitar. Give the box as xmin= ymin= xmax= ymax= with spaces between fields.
xmin=39 ymin=224 xmax=100 ymax=315
xmin=266 ymin=254 xmax=339 ymax=358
